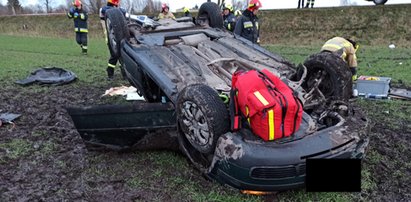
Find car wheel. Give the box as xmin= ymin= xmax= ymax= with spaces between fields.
xmin=177 ymin=84 xmax=229 ymax=170
xmin=303 ymin=51 xmax=352 ymax=101
xmin=373 ymin=0 xmax=387 ymax=5
xmin=105 ymin=8 xmax=129 ymax=59
xmin=198 ymin=2 xmax=224 ymax=29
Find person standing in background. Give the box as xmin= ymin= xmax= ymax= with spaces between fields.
xmin=67 ymin=0 xmax=88 ymax=55
xmin=234 ymin=0 xmax=262 ymax=44
xmin=305 ymin=0 xmax=315 ymax=8
xmin=158 ymin=3 xmax=175 ymax=20
xmin=183 ymin=7 xmax=192 ymax=17
xmin=298 ymin=0 xmax=305 ymax=9
xmin=100 ymin=0 xmax=127 ymax=80
xmin=222 ymin=3 xmax=236 ymax=32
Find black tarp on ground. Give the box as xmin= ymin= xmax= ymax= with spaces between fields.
xmin=15 ymin=67 xmax=77 ymax=86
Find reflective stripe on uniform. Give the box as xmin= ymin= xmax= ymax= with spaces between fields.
xmin=323 ymin=40 xmax=351 ymax=51
xmin=82 ymin=46 xmax=88 ymax=49
xmin=243 ymin=21 xmax=253 ymax=28
xmin=255 ymin=22 xmax=259 ymax=30
xmin=108 ymin=63 xmax=116 ymax=68
xmin=74 ymin=28 xmax=88 ymax=32
xmin=322 ymin=44 xmax=343 ymax=51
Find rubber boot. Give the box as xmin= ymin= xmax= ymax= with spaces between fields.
xmin=82 ymin=48 xmax=87 ymax=55
xmin=106 ymin=67 xmax=114 ymax=80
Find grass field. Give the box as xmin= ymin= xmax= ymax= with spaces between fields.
xmin=0 ymin=34 xmax=410 ymax=201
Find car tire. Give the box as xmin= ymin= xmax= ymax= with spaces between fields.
xmin=198 ymin=2 xmax=224 ymax=29
xmin=105 ymin=8 xmax=129 ymax=59
xmin=303 ymin=51 xmax=352 ymax=101
xmin=177 ymin=84 xmax=229 ymax=170
xmin=373 ymin=0 xmax=387 ymax=5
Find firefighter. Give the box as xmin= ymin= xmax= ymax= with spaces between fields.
xmin=233 ymin=0 xmax=261 ymax=44
xmin=99 ymin=0 xmax=126 ymax=80
xmin=67 ymin=0 xmax=88 ymax=55
xmin=158 ymin=3 xmax=175 ymax=20
xmin=183 ymin=7 xmax=192 ymax=18
xmin=321 ymin=37 xmax=359 ymax=81
xmin=222 ymin=3 xmax=236 ymax=32
xmin=305 ymin=0 xmax=315 ymax=8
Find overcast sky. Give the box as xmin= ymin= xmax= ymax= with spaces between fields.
xmin=1 ymin=0 xmax=411 ymax=11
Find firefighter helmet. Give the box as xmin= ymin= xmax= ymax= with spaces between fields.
xmin=223 ymin=3 xmax=233 ymax=12
xmin=248 ymin=0 xmax=262 ymax=10
xmin=162 ymin=3 xmax=169 ymax=12
xmin=183 ymin=7 xmax=190 ymax=13
xmin=73 ymin=0 xmax=81 ymax=8
xmin=108 ymin=0 xmax=119 ymax=6
xmin=234 ymin=9 xmax=242 ymax=16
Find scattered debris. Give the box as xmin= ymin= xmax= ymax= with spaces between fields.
xmin=102 ymin=86 xmax=145 ymax=101
xmin=389 ymin=88 xmax=411 ymax=100
xmin=389 ymin=44 xmax=396 ymax=49
xmin=15 ymin=67 xmax=77 ymax=86
xmin=0 ymin=113 xmax=21 ymax=128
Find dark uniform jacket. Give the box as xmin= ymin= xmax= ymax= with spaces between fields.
xmin=234 ymin=9 xmax=259 ymax=43
xmin=67 ymin=7 xmax=88 ymax=33
xmin=100 ymin=3 xmax=127 ymax=20
xmin=223 ymin=12 xmax=236 ymax=31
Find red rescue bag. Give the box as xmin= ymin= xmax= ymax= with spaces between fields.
xmin=230 ymin=69 xmax=303 ymax=141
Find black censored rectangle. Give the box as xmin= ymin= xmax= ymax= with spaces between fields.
xmin=306 ymin=159 xmax=361 ymax=192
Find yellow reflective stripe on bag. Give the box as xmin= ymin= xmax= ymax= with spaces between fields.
xmin=254 ymin=91 xmax=269 ymax=106
xmin=254 ymin=91 xmax=275 ymax=140
xmin=268 ymin=109 xmax=274 ymax=140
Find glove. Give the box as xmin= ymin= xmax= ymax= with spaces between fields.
xmin=352 ymin=74 xmax=358 ymax=81
xmin=350 ymin=67 xmax=357 ymax=81
xmin=74 ymin=12 xmax=79 ymax=17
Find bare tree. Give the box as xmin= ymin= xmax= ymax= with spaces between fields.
xmin=7 ymin=0 xmax=22 ymax=15
xmin=233 ymin=0 xmax=247 ymax=10
xmin=141 ymin=0 xmax=161 ymax=14
xmin=43 ymin=0 xmax=53 ymax=13
xmin=83 ymin=0 xmax=104 ymax=14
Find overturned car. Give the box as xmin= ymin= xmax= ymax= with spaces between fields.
xmin=68 ymin=2 xmax=369 ymax=192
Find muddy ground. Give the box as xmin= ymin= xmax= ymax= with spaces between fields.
xmin=0 ymin=83 xmax=410 ymax=201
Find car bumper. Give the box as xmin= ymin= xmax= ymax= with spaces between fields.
xmin=207 ymin=130 xmax=369 ymax=191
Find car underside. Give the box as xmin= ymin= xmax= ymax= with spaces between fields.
xmin=68 ymin=2 xmax=369 ymax=192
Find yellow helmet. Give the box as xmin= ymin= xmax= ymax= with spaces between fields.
xmin=234 ymin=9 xmax=242 ymax=16
xmin=183 ymin=7 xmax=190 ymax=13
xmin=223 ymin=3 xmax=233 ymax=12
